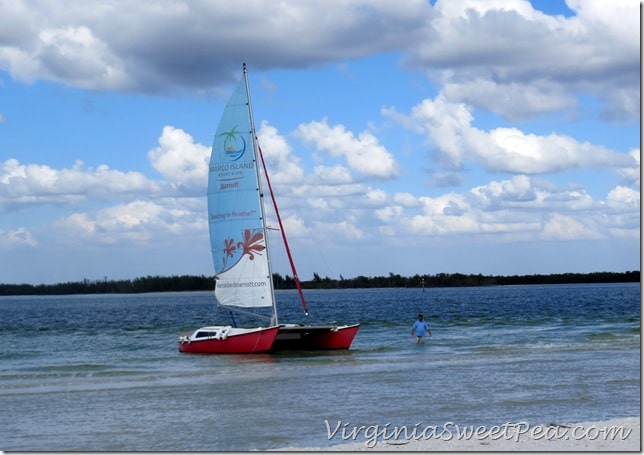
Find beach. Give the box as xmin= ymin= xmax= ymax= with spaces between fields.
xmin=278 ymin=417 xmax=640 ymax=451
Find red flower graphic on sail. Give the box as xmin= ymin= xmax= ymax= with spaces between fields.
xmin=221 ymin=237 xmax=237 ymax=270
xmin=224 ymin=237 xmax=237 ymax=257
xmin=219 ymin=228 xmax=265 ymax=273
xmin=238 ymin=229 xmax=265 ymax=259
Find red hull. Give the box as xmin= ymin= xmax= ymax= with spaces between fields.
xmin=271 ymin=324 xmax=360 ymax=351
xmin=179 ymin=326 xmax=279 ymax=354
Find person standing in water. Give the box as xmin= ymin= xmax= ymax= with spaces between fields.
xmin=411 ymin=314 xmax=431 ymax=343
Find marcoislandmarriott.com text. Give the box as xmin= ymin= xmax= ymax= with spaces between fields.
xmin=324 ymin=420 xmax=633 ymax=448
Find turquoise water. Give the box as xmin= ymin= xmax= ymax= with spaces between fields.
xmin=0 ymin=283 xmax=639 ymax=450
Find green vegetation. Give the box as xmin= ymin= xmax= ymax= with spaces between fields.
xmin=0 ymin=271 xmax=639 ymax=296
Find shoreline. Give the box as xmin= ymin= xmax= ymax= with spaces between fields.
xmin=276 ymin=417 xmax=640 ymax=451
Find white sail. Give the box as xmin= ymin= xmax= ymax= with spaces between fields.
xmin=208 ymin=68 xmax=273 ymax=309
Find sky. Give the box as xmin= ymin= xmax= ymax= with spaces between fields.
xmin=0 ymin=0 xmax=640 ymax=285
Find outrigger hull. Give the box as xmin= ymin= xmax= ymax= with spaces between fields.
xmin=179 ymin=326 xmax=279 ymax=354
xmin=271 ymin=324 xmax=360 ymax=351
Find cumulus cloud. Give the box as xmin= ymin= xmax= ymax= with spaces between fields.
xmin=0 ymin=158 xmax=160 ymax=213
xmin=353 ymin=173 xmax=638 ymax=242
xmin=37 ymin=26 xmax=130 ymax=89
xmin=616 ymin=149 xmax=641 ymax=186
xmin=314 ymin=217 xmax=365 ymax=241
xmin=313 ymin=165 xmax=353 ymax=184
xmin=0 ymin=0 xmax=639 ymax=121
xmin=541 ymin=214 xmax=601 ymax=240
xmin=147 ymin=126 xmax=209 ymax=192
xmin=295 ymin=118 xmax=400 ymax=179
xmin=469 ymin=175 xmax=536 ymax=208
xmin=0 ymin=125 xmax=215 ymax=216
xmin=0 ymin=0 xmax=428 ymax=93
xmin=52 ymin=198 xmax=206 ymax=245
xmin=383 ymin=94 xmax=638 ymax=174
xmin=441 ymin=78 xmax=576 ymax=121
xmin=409 ymin=0 xmax=639 ymax=122
xmin=257 ymin=121 xmax=305 ymax=185
xmin=606 ymin=186 xmax=640 ymax=210
xmin=0 ymin=227 xmax=37 ymax=248
xmin=0 ymin=0 xmax=638 ymax=122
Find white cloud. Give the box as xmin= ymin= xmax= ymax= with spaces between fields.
xmin=487 ymin=128 xmax=631 ymax=173
xmin=383 ymin=95 xmax=478 ymax=170
xmin=147 ymin=126 xmax=209 ymax=191
xmin=0 ymin=126 xmax=214 ymax=215
xmin=52 ymin=198 xmax=206 ymax=245
xmin=375 ymin=205 xmax=403 ymax=223
xmin=0 ymin=227 xmax=37 ymax=248
xmin=541 ymin=213 xmax=601 ymax=240
xmin=469 ymin=175 xmax=535 ymax=207
xmin=281 ymin=214 xmax=309 ymax=238
xmin=314 ymin=218 xmax=365 ymax=241
xmin=616 ymin=149 xmax=641 ymax=186
xmin=606 ymin=186 xmax=640 ymax=210
xmin=0 ymin=158 xmax=160 ymax=213
xmin=0 ymin=0 xmax=637 ymax=122
xmin=312 ymin=165 xmax=353 ymax=184
xmin=411 ymin=0 xmax=639 ymax=121
xmin=392 ymin=192 xmax=421 ymax=207
xmin=384 ymin=94 xmax=638 ymax=174
xmin=409 ymin=194 xmax=480 ymax=235
xmin=0 ymin=0 xmax=428 ymax=93
xmin=36 ymin=26 xmax=130 ymax=89
xmin=442 ymin=78 xmax=576 ymax=121
xmin=295 ymin=117 xmax=400 ymax=179
xmin=257 ymin=121 xmax=305 ymax=185
xmin=359 ymin=174 xmax=635 ymax=243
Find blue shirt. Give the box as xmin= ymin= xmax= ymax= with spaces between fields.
xmin=413 ymin=320 xmax=429 ymax=337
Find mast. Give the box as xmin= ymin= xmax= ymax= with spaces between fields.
xmin=242 ymin=63 xmax=279 ymax=326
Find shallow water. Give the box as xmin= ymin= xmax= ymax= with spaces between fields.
xmin=0 ymin=283 xmax=639 ymax=450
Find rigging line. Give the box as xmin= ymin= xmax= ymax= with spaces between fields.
xmin=256 ymin=149 xmax=337 ymax=282
xmin=249 ymin=330 xmax=263 ymax=354
xmin=243 ymin=62 xmax=279 ymax=326
xmin=281 ymin=189 xmax=337 ymax=280
xmin=257 ymin=143 xmax=309 ymax=317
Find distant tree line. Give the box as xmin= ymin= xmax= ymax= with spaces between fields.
xmin=289 ymin=270 xmax=640 ymax=289
xmin=0 ymin=271 xmax=639 ymax=296
xmin=0 ymin=275 xmax=214 ymax=296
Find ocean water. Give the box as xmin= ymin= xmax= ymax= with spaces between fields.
xmin=0 ymin=283 xmax=639 ymax=451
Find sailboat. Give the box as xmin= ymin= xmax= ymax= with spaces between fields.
xmin=179 ymin=64 xmax=359 ymax=354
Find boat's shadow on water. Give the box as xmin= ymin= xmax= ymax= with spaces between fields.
xmin=182 ymin=341 xmax=413 ymax=367
xmin=192 ymin=349 xmax=357 ymax=366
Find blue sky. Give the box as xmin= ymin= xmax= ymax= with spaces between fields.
xmin=0 ymin=0 xmax=640 ymax=284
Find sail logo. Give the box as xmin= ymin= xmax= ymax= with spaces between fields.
xmin=220 ymin=182 xmax=239 ymax=190
xmin=220 ymin=126 xmax=246 ymax=161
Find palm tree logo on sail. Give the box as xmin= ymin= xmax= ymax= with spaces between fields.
xmin=220 ymin=126 xmax=246 ymax=161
